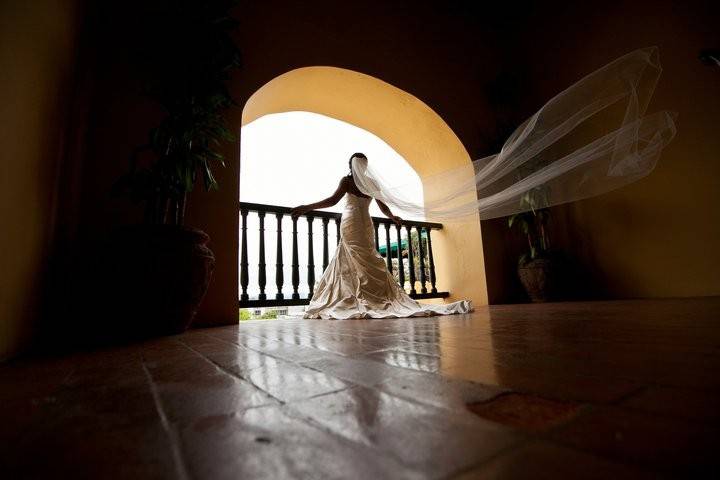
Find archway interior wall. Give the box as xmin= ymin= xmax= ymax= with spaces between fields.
xmin=242 ymin=66 xmax=488 ymax=305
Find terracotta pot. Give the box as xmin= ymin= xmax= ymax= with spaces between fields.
xmin=105 ymin=225 xmax=215 ymax=336
xmin=517 ymin=258 xmax=559 ymax=303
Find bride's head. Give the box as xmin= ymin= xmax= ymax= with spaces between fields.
xmin=349 ymin=153 xmax=367 ymax=176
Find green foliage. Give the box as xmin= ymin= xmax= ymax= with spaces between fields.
xmin=403 ymin=230 xmax=430 ymax=282
xmin=113 ymin=0 xmax=242 ymax=225
xmin=508 ymin=186 xmax=551 ymax=265
xmin=238 ymin=308 xmax=279 ymax=321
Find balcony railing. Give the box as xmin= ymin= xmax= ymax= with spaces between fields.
xmin=239 ymin=201 xmax=449 ymax=308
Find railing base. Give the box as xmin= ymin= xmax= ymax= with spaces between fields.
xmin=239 ymin=291 xmax=450 ymax=309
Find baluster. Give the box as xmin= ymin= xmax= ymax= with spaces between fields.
xmin=291 ymin=216 xmax=299 ymax=299
xmin=275 ymin=213 xmax=284 ymax=299
xmin=307 ymin=216 xmax=315 ymax=297
xmin=335 ymin=217 xmax=341 ymax=245
xmin=322 ymin=217 xmax=329 ymax=271
xmin=396 ymin=223 xmax=405 ymax=291
xmin=374 ymin=221 xmax=380 ymax=252
xmin=257 ymin=212 xmax=267 ymax=300
xmin=405 ymin=225 xmax=416 ymax=295
xmin=240 ymin=209 xmax=249 ymax=302
xmin=427 ymin=227 xmax=437 ymax=293
xmin=384 ymin=222 xmax=392 ymax=273
xmin=417 ymin=226 xmax=427 ymax=294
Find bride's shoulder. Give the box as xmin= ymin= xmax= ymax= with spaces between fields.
xmin=333 ymin=176 xmax=350 ymax=195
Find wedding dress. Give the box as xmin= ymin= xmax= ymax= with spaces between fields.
xmin=304 ymin=191 xmax=472 ymax=319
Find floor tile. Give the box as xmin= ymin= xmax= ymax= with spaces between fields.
xmin=362 ymin=350 xmax=443 ymax=373
xmin=4 ymin=422 xmax=178 ymax=480
xmin=146 ymin=361 xmax=277 ymax=421
xmin=178 ymin=407 xmax=422 ymax=480
xmin=287 ymin=386 xmax=520 ymax=478
xmin=301 ymin=353 xmax=403 ymax=387
xmin=305 ymin=352 xmax=512 ymax=409
xmin=234 ymin=335 xmax=339 ymax=363
xmin=621 ymin=386 xmax=720 ymax=424
xmin=245 ymin=355 xmax=349 ymax=402
xmin=467 ymin=393 xmax=581 ymax=432
xmin=3 ymin=298 xmax=720 ymax=478
xmin=444 ymin=364 xmax=641 ymax=404
xmin=550 ymin=405 xmax=719 ymax=475
xmin=455 ymin=442 xmax=658 ymax=480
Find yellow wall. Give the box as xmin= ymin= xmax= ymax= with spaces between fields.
xmin=521 ymin=0 xmax=720 ymax=299
xmin=242 ymin=67 xmax=489 ymax=305
xmin=0 ymin=0 xmax=80 ymax=359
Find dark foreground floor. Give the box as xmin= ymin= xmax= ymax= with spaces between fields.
xmin=2 ymin=298 xmax=719 ymax=479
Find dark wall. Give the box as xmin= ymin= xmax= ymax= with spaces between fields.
xmin=488 ymin=0 xmax=720 ymax=302
xmin=0 ymin=0 xmax=83 ymax=359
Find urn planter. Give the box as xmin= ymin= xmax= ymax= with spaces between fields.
xmin=105 ymin=225 xmax=215 ymax=336
xmin=517 ymin=257 xmax=560 ymax=303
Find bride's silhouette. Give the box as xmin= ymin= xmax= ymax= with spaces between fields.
xmin=291 ymin=153 xmax=472 ymax=319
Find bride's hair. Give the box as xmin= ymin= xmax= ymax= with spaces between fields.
xmin=349 ymin=152 xmax=367 ymax=175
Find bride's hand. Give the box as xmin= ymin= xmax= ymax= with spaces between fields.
xmin=291 ymin=205 xmax=307 ymax=219
xmin=391 ymin=215 xmax=403 ymax=226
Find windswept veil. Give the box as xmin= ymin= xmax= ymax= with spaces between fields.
xmin=351 ymin=47 xmax=677 ymax=221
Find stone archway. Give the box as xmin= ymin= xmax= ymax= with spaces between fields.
xmin=241 ymin=66 xmax=488 ymax=305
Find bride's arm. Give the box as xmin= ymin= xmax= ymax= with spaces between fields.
xmin=376 ymin=199 xmax=403 ymax=226
xmin=291 ymin=178 xmax=348 ymax=218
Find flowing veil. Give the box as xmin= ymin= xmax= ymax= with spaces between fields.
xmin=351 ymin=47 xmax=677 ymax=221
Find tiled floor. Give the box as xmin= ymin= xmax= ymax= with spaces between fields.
xmin=2 ymin=298 xmax=719 ymax=479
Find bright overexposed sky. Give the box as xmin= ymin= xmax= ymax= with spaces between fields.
xmin=239 ymin=111 xmax=423 ymax=299
xmin=239 ymin=111 xmax=423 ymax=216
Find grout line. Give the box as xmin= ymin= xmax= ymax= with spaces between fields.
xmin=141 ymin=358 xmax=191 ymax=480
xmin=300 ymin=385 xmax=353 ymax=401
xmin=199 ymin=330 xmax=340 ymax=365
xmin=607 ymin=384 xmax=647 ymax=406
xmin=193 ymin=334 xmax=468 ymax=412
xmin=278 ymin=396 xmax=429 ymax=475
xmin=178 ymin=340 xmax=286 ymax=405
xmin=59 ymin=366 xmax=77 ymax=386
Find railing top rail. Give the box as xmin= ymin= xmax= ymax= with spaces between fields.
xmin=239 ymin=201 xmax=443 ymax=229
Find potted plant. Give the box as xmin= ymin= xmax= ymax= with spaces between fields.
xmin=110 ymin=0 xmax=242 ymax=335
xmin=508 ymin=187 xmax=560 ymax=302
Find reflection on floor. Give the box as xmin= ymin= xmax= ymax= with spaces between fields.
xmin=2 ymin=298 xmax=719 ymax=478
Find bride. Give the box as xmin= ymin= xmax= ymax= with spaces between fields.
xmin=291 ymin=153 xmax=473 ymax=319
xmin=291 ymin=47 xmax=676 ymax=320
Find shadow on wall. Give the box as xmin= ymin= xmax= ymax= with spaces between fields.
xmin=0 ymin=0 xmax=83 ymax=360
xmin=483 ymin=0 xmax=720 ymax=303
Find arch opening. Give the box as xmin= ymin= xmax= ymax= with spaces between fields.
xmin=240 ymin=111 xmax=425 ymax=301
xmin=239 ymin=66 xmax=488 ymax=306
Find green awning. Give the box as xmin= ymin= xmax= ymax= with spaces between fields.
xmin=379 ymin=230 xmax=427 ymax=256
